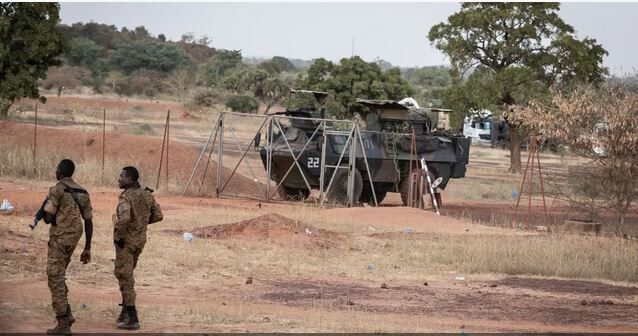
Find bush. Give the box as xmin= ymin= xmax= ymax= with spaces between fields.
xmin=190 ymin=89 xmax=220 ymax=108
xmin=225 ymin=95 xmax=259 ymax=114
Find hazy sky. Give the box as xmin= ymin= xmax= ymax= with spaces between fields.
xmin=60 ymin=2 xmax=638 ymax=75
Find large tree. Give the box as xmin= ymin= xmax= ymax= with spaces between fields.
xmin=304 ymin=56 xmax=413 ymax=118
xmin=428 ymin=3 xmax=607 ymax=172
xmin=110 ymin=41 xmax=190 ymax=74
xmin=0 ymin=3 xmax=67 ymax=120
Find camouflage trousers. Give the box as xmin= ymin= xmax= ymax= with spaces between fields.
xmin=114 ymin=242 xmax=145 ymax=306
xmin=47 ymin=237 xmax=79 ymax=316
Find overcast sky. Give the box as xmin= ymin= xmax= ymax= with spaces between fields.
xmin=60 ymin=2 xmax=638 ymax=75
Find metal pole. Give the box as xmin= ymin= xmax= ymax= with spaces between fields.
xmin=536 ymin=148 xmax=548 ymax=218
xmin=227 ymin=124 xmax=266 ymax=198
xmin=266 ymin=118 xmax=317 ymax=199
xmin=407 ymin=128 xmax=418 ymax=207
xmin=347 ymin=125 xmax=357 ymax=207
xmin=266 ymin=117 xmax=273 ymax=200
xmin=515 ymin=138 xmax=534 ymax=210
xmin=155 ymin=111 xmax=169 ymax=190
xmin=528 ymin=137 xmax=536 ymax=217
xmin=320 ymin=125 xmax=354 ymax=207
xmin=183 ymin=119 xmax=218 ymax=196
xmin=198 ymin=125 xmax=220 ymax=194
xmin=166 ymin=110 xmax=170 ymax=190
xmin=33 ymin=102 xmax=37 ymax=172
xmin=215 ymin=114 xmax=224 ymax=197
xmin=356 ymin=126 xmax=378 ymax=206
xmin=102 ymin=108 xmax=106 ymax=174
xmin=219 ymin=118 xmax=268 ymax=196
xmin=319 ymin=121 xmax=328 ymax=203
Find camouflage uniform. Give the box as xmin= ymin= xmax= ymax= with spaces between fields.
xmin=43 ymin=177 xmax=92 ymax=316
xmin=113 ymin=184 xmax=163 ymax=306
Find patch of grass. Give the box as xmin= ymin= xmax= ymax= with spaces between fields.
xmin=134 ymin=123 xmax=154 ymax=135
xmin=0 ymin=142 xmax=161 ymax=189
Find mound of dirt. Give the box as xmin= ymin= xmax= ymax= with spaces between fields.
xmin=186 ymin=213 xmax=342 ymax=249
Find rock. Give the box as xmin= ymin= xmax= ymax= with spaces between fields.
xmin=222 ymin=302 xmax=226 ymax=306
xmin=263 ymin=316 xmax=270 ymax=322
xmin=489 ymin=284 xmax=498 ymax=288
xmin=346 ymin=300 xmax=355 ymax=306
xmin=423 ymin=282 xmax=428 ymax=286
xmin=380 ymin=283 xmax=388 ymax=289
xmin=606 ymin=300 xmax=614 ymax=305
xmin=245 ymin=277 xmax=253 ymax=284
xmin=581 ymin=300 xmax=587 ymax=305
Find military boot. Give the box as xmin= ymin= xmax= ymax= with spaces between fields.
xmin=116 ymin=303 xmax=128 ymax=323
xmin=66 ymin=304 xmax=75 ymax=326
xmin=116 ymin=306 xmax=140 ymax=330
xmin=46 ymin=313 xmax=71 ymax=335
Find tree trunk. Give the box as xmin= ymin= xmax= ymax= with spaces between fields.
xmin=0 ymin=99 xmax=12 ymax=120
xmin=508 ymin=122 xmax=522 ymax=173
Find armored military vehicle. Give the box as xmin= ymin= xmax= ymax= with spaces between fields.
xmin=259 ymin=91 xmax=470 ymax=205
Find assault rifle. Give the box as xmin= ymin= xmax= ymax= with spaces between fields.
xmin=30 ymin=197 xmax=51 ymax=230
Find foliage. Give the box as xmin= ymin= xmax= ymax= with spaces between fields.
xmin=428 ymin=2 xmax=608 ymax=172
xmin=40 ymin=66 xmax=89 ymax=93
xmin=112 ymin=70 xmax=163 ymax=97
xmin=225 ymin=95 xmax=259 ymax=114
xmin=258 ymin=56 xmax=295 ymax=74
xmin=190 ymin=88 xmax=221 ymax=108
xmin=517 ymin=83 xmax=638 ymax=233
xmin=165 ymin=67 xmax=199 ymax=104
xmin=110 ymin=41 xmax=191 ymax=74
xmin=197 ymin=49 xmax=243 ymax=86
xmin=0 ymin=3 xmax=67 ymax=119
xmin=303 ymin=56 xmax=413 ymax=118
xmin=67 ymin=37 xmax=106 ymax=92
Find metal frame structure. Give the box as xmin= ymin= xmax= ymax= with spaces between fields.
xmin=183 ymin=111 xmax=378 ymax=208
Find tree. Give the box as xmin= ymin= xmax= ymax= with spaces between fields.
xmin=517 ymin=83 xmax=638 ymax=233
xmin=258 ymin=56 xmax=295 ymax=74
xmin=304 ymin=57 xmax=413 ymax=118
xmin=428 ymin=3 xmax=607 ymax=172
xmin=197 ymin=49 xmax=243 ymax=86
xmin=0 ymin=3 xmax=66 ymax=119
xmin=67 ymin=37 xmax=105 ymax=92
xmin=165 ymin=67 xmax=199 ymax=104
xmin=40 ymin=66 xmax=89 ymax=94
xmin=110 ymin=41 xmax=190 ymax=74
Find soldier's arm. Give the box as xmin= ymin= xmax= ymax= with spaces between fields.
xmin=114 ymin=195 xmax=131 ymax=240
xmin=43 ymin=185 xmax=62 ymax=224
xmin=148 ymin=195 xmax=163 ymax=224
xmin=82 ymin=195 xmax=94 ymax=251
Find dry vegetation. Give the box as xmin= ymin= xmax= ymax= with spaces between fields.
xmin=1 ymin=94 xmax=638 ymax=332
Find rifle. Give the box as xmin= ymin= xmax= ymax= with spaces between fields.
xmin=30 ymin=197 xmax=51 ymax=230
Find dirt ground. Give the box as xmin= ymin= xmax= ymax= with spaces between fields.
xmin=1 ymin=180 xmax=637 ymax=333
xmin=1 ymin=96 xmax=637 ymax=332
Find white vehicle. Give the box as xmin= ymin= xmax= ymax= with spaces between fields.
xmin=463 ymin=110 xmax=493 ymax=144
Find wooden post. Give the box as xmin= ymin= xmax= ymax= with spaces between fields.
xmin=33 ymin=102 xmax=38 ymax=173
xmin=102 ymin=108 xmax=106 ymax=173
xmin=166 ymin=110 xmax=170 ymax=190
xmin=155 ymin=111 xmax=169 ymax=190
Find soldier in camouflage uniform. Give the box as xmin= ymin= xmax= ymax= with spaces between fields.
xmin=113 ymin=166 xmax=163 ymax=329
xmin=43 ymin=159 xmax=93 ymax=334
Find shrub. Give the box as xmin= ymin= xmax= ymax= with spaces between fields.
xmin=225 ymin=95 xmax=259 ymax=114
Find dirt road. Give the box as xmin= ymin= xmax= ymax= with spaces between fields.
xmin=1 ymin=181 xmax=637 ymax=332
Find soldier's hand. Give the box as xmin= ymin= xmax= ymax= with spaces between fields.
xmin=114 ymin=238 xmax=125 ymax=249
xmin=80 ymin=249 xmax=91 ymax=264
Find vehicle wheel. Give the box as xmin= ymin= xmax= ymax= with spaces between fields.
xmin=326 ymin=167 xmax=362 ymax=205
xmin=359 ymin=185 xmax=387 ymax=205
xmin=278 ymin=185 xmax=310 ymax=201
